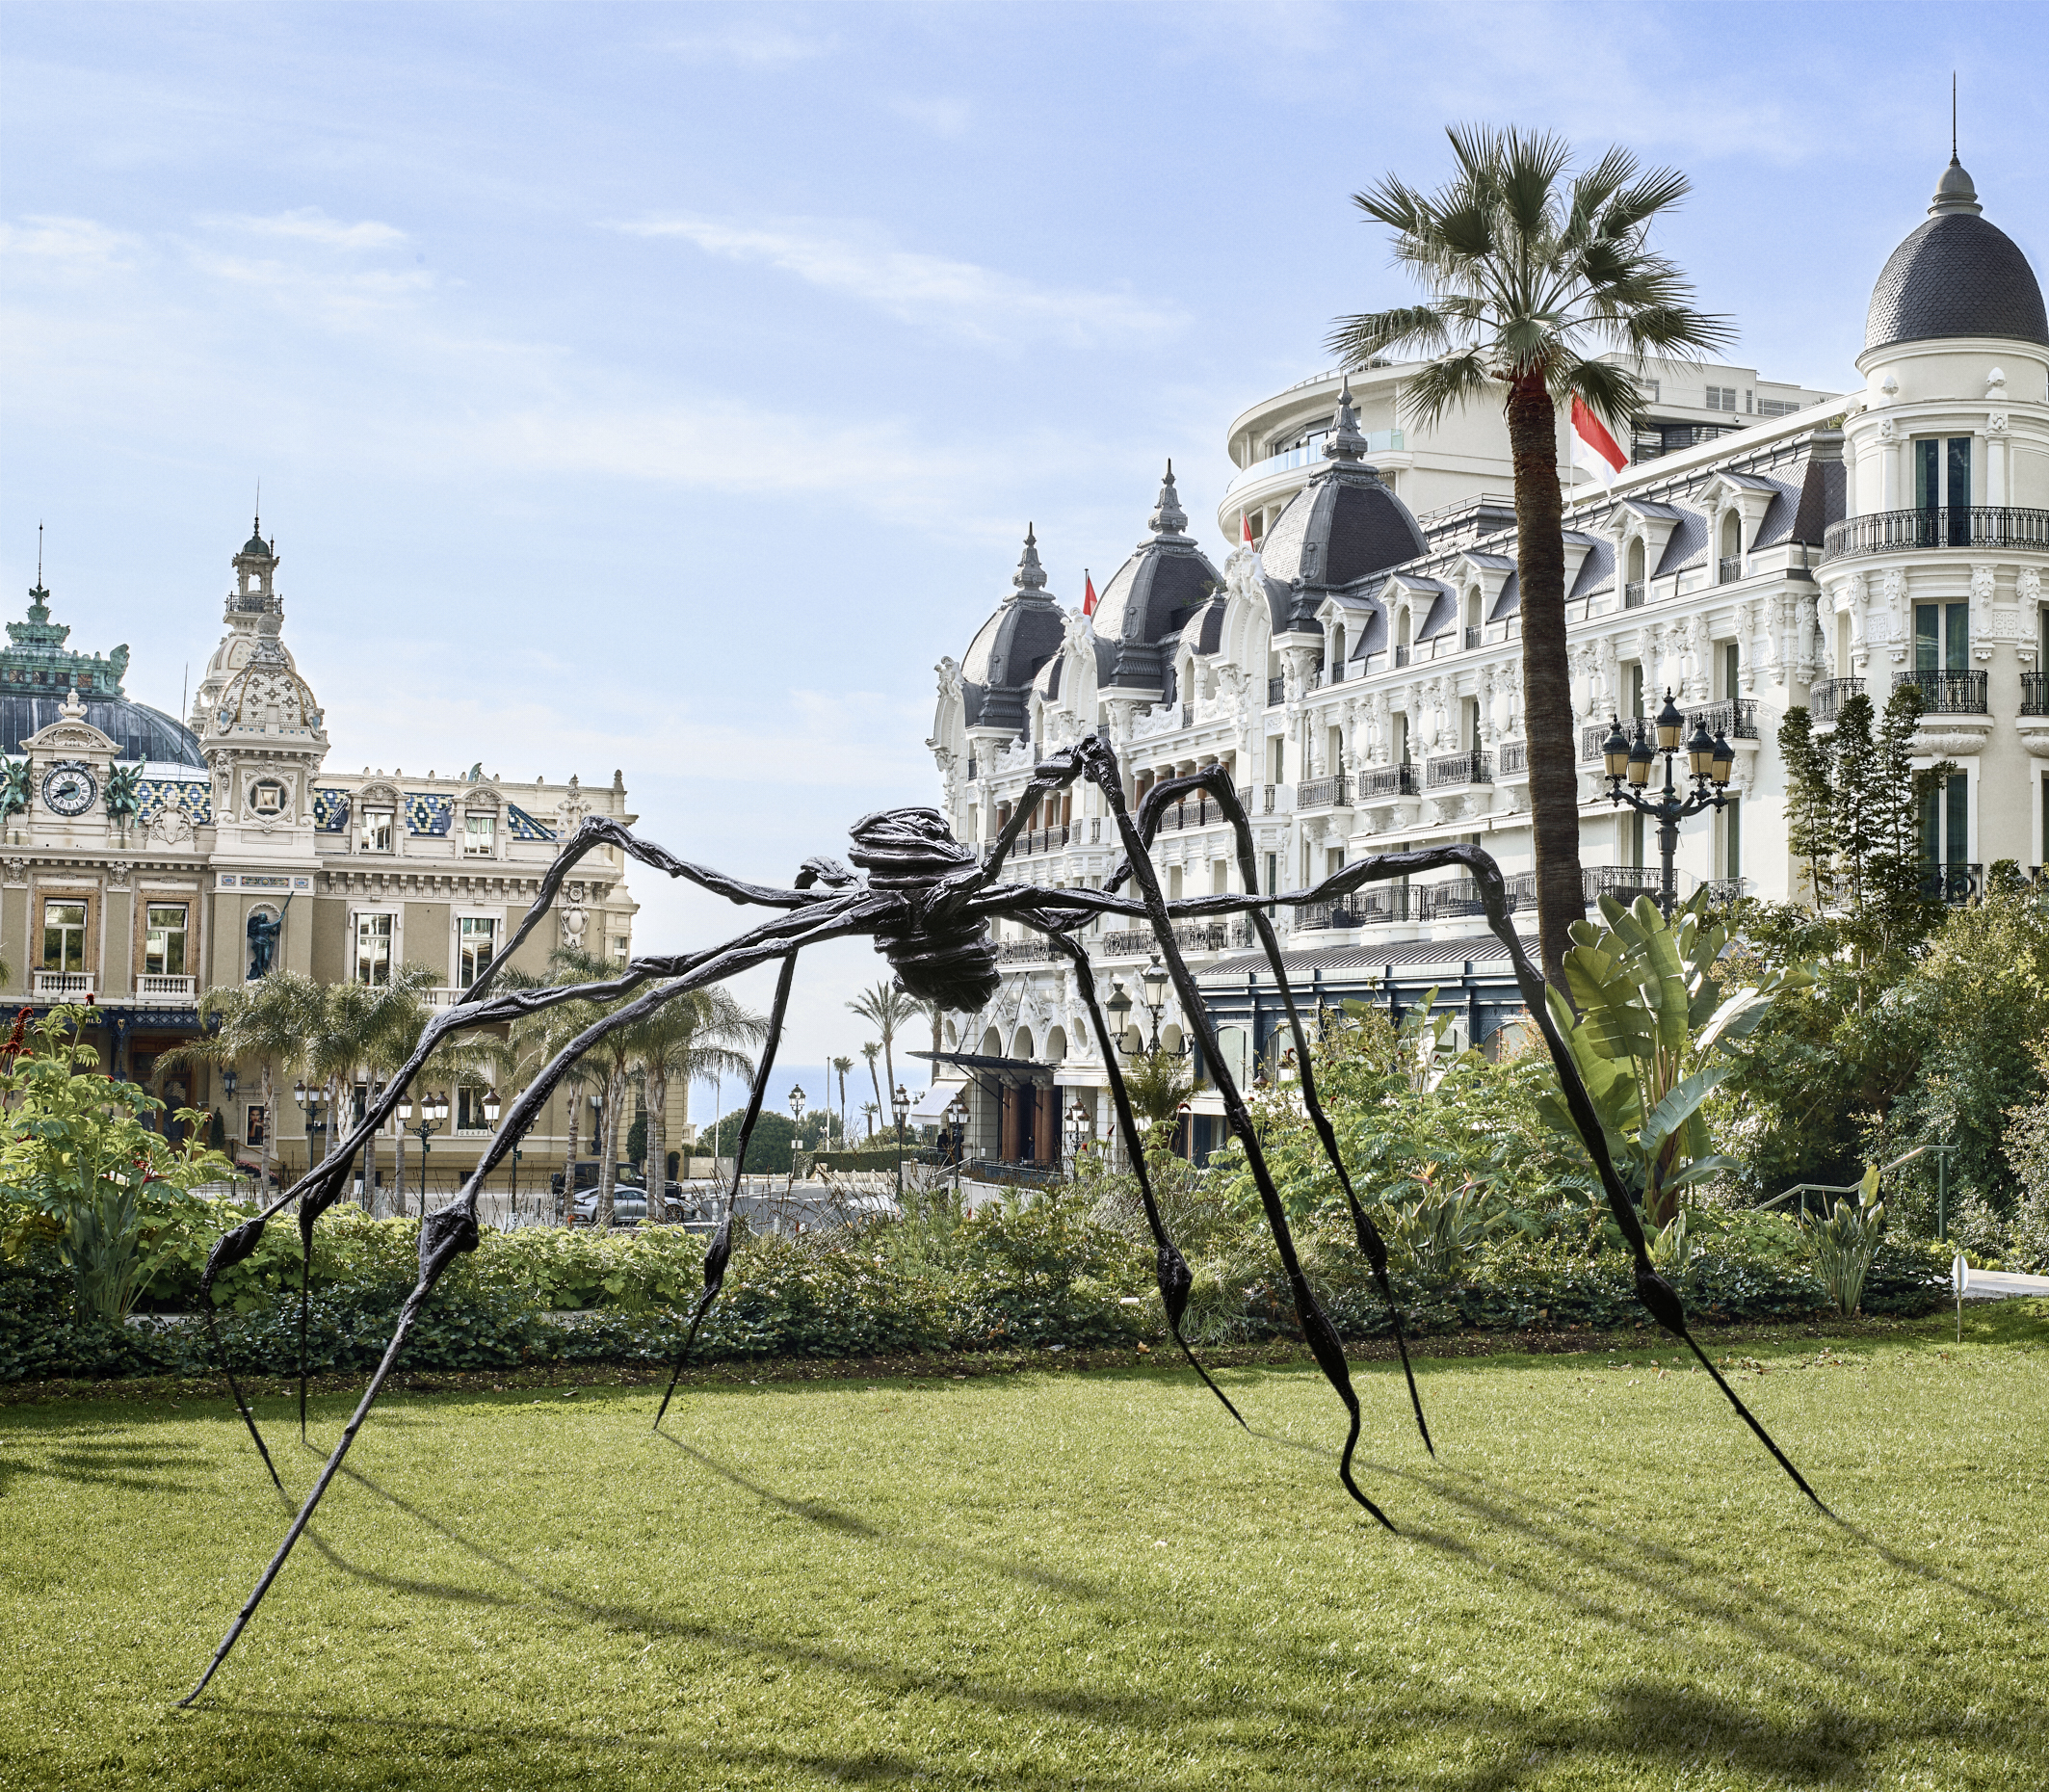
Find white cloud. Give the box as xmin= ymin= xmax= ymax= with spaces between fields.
xmin=887 ymin=95 xmax=972 ymax=139
xmin=206 ymin=208 xmax=410 ymax=251
xmin=609 ymin=214 xmax=1184 ymax=346
xmin=0 ymin=215 xmax=136 ymax=267
xmin=660 ymin=22 xmax=830 ymax=67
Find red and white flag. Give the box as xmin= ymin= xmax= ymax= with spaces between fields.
xmin=1241 ymin=512 xmax=1254 ymax=546
xmin=1570 ymin=396 xmax=1627 ymax=488
xmin=1082 ymin=569 xmax=1098 ymax=617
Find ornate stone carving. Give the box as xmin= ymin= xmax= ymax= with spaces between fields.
xmin=106 ymin=861 xmax=133 ymax=891
xmin=1971 ymin=564 xmax=1997 ymax=661
xmin=2 ymin=857 xmax=26 ymax=887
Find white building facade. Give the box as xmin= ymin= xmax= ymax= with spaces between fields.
xmin=924 ymin=158 xmax=2049 ymax=1172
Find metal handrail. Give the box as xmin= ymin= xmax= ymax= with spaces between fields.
xmin=1822 ymin=504 xmax=2049 ymax=563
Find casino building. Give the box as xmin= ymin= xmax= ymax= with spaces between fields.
xmin=1 ymin=522 xmax=641 ymax=1189
xmin=923 ymin=154 xmax=2049 ymax=1171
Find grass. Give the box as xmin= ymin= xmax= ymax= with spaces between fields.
xmin=1 ymin=1303 xmax=2043 ymax=1791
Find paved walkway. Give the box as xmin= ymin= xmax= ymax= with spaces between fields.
xmin=1962 ymin=1268 xmax=2049 ymax=1302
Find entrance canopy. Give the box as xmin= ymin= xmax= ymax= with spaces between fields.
xmin=908 ymin=1049 xmax=1059 ymax=1091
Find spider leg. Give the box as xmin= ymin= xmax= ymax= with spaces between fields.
xmin=654 ymin=947 xmax=801 ymax=1431
xmin=1124 ymin=770 xmax=1432 ymax=1456
xmin=1077 ymin=738 xmax=1393 ymax=1530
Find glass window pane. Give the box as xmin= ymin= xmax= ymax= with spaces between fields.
xmin=1946 ymin=773 xmax=1969 ymax=865
xmin=1946 ymin=602 xmax=1969 ymax=672
xmin=1915 ymin=605 xmax=1940 ymax=671
xmin=144 ymin=903 xmax=187 ymax=977
xmin=1915 ymin=438 xmax=1940 ymax=513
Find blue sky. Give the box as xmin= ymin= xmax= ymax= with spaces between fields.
xmin=3 ymin=1 xmax=2044 ymax=1115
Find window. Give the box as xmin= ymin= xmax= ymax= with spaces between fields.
xmin=456 ymin=1085 xmax=493 ymax=1132
xmin=1704 ymin=385 xmax=1739 ymax=412
xmin=1914 ymin=436 xmax=1974 ymax=542
xmin=1644 ymin=378 xmax=1661 ymax=402
xmin=250 ymin=780 xmax=284 ymax=815
xmin=144 ymin=903 xmax=188 ymax=976
xmin=1723 ymin=798 xmax=1742 ymax=882
xmin=354 ymin=911 xmax=393 ymax=986
xmin=1626 ymin=810 xmax=1645 ymax=870
xmin=1758 ymin=398 xmax=1800 ymax=418
xmin=459 ymin=915 xmax=496 ymax=986
xmin=1914 ymin=603 xmax=1969 ymax=672
xmin=1721 ymin=642 xmax=1740 ymax=699
xmin=246 ymin=1105 xmax=267 ymax=1148
xmin=361 ymin=807 xmax=393 ymax=853
xmin=464 ymin=812 xmax=496 ymax=856
xmin=42 ymin=900 xmax=87 ymax=973
xmin=1921 ymin=773 xmax=1969 ymax=866
xmin=611 ymin=935 xmax=629 ymax=962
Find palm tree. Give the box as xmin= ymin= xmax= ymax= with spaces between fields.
xmin=301 ymin=965 xmax=434 ymax=1205
xmin=168 ymin=971 xmax=324 ymax=1191
xmin=859 ymin=1041 xmax=882 ymax=1141
xmin=1327 ymin=125 xmax=1731 ymax=986
xmin=1122 ymin=1046 xmax=1195 ymax=1159
xmin=508 ymin=951 xmax=615 ymax=1223
xmin=623 ymin=985 xmax=762 ymax=1211
xmin=522 ymin=944 xmax=640 ymax=1225
xmin=829 ymin=1055 xmax=854 ymax=1151
xmin=847 ymin=979 xmax=918 ymax=1111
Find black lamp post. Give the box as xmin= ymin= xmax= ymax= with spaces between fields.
xmin=292 ymin=1076 xmax=327 ymax=1174
xmin=946 ymin=1092 xmax=970 ymax=1195
xmin=1599 ymin=690 xmax=1735 ymax=919
xmin=398 ymin=1089 xmax=448 ymax=1209
xmin=1064 ymin=1098 xmax=1092 ymax=1177
xmin=788 ymin=1083 xmax=806 ymax=1192
xmin=890 ymin=1081 xmax=911 ymax=1203
xmin=1104 ymin=956 xmax=1189 ymax=1058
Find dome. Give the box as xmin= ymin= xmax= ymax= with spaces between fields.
xmin=238 ymin=516 xmax=275 ymax=559
xmin=1 ymin=694 xmax=206 ymax=767
xmin=212 ymin=638 xmax=323 ymax=738
xmin=1864 ymin=159 xmax=2048 ymax=352
xmin=1256 ymin=380 xmax=1428 ymax=635
xmin=959 ymin=527 xmax=1065 ymax=734
xmin=1090 ymin=463 xmax=1222 ymax=692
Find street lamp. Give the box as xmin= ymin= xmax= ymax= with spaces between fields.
xmin=1064 ymin=1098 xmax=1092 ymax=1177
xmin=787 ymin=1084 xmax=807 ymax=1191
xmin=397 ymin=1089 xmax=449 ymax=1212
xmin=292 ymin=1076 xmax=328 ymax=1173
xmin=946 ymin=1092 xmax=970 ymax=1195
xmin=1599 ymin=688 xmax=1734 ymax=918
xmin=1176 ymin=1098 xmax=1193 ymax=1165
xmin=890 ymin=1081 xmax=911 ymax=1203
xmin=1106 ymin=957 xmax=1190 ymax=1058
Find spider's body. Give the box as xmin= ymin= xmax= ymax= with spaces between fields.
xmin=178 ymin=734 xmax=1825 ymax=1706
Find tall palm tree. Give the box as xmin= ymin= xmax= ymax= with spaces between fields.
xmin=508 ymin=951 xmax=614 ymax=1223
xmin=1327 ymin=125 xmax=1731 ymax=986
xmin=522 ymin=944 xmax=640 ymax=1225
xmin=301 ymin=965 xmax=434 ymax=1203
xmin=623 ymin=985 xmax=762 ymax=1211
xmin=847 ymin=979 xmax=918 ymax=1112
xmin=858 ymin=1041 xmax=883 ymax=1142
xmin=169 ymin=971 xmax=324 ymax=1192
xmin=829 ymin=1055 xmax=854 ymax=1151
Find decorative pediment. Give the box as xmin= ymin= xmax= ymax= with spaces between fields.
xmin=22 ymin=717 xmax=118 ymax=756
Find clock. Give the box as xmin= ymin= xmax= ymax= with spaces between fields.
xmin=42 ymin=761 xmax=98 ymax=817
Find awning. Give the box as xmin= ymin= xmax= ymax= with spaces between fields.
xmin=908 ymin=1079 xmax=964 ymax=1122
xmin=909 ymin=1049 xmax=1059 ymax=1090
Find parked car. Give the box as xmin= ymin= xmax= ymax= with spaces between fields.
xmin=550 ymin=1161 xmax=641 ymax=1197
xmin=572 ymin=1186 xmax=647 ymax=1226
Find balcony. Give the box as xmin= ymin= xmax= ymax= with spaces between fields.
xmin=1463 ymin=625 xmax=1482 ymax=649
xmin=1623 ymin=581 xmax=1647 ymax=608
xmin=1393 ymin=645 xmax=1412 ymax=668
xmin=1297 ymin=886 xmax=1413 ymax=930
xmin=1155 ymin=795 xmax=1229 ymax=833
xmin=1426 ymin=749 xmax=1491 ymax=789
xmin=134 ymin=974 xmax=197 ymax=1004
xmin=1581 ymin=723 xmax=1613 ymax=760
xmin=996 ymin=938 xmax=1059 ymax=964
xmin=2024 ymin=672 xmax=2049 ymax=718
xmin=1498 ymin=740 xmax=1528 ymax=776
xmin=1821 ymin=505 xmax=2049 ymax=564
xmin=33 ymin=971 xmax=94 ymax=1001
xmin=1811 ymin=676 xmax=1864 ymax=725
xmin=1920 ymin=862 xmax=1982 ymax=907
xmin=1718 ymin=556 xmax=1743 ymax=584
xmin=1355 ymin=763 xmax=1419 ymax=800
xmin=1267 ymin=675 xmax=1286 ymax=707
xmin=1297 ymin=775 xmax=1351 ymax=810
xmin=1098 ymin=922 xmax=1239 ymax=958
xmin=1222 ymin=432 xmax=1405 ymax=500
xmin=1311 ymin=662 xmax=1348 ymax=689
xmin=1685 ymin=698 xmax=1760 ymax=741
xmin=1894 ymin=670 xmax=1988 ymax=715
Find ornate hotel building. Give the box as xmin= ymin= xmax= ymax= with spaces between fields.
xmin=1 ymin=523 xmax=640 ymax=1185
xmin=925 ymin=156 xmax=2049 ymax=1170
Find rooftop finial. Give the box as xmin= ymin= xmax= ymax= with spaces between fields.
xmin=1011 ymin=523 xmax=1048 ymax=597
xmin=1324 ymin=374 xmax=1372 ymax=465
xmin=1147 ymin=460 xmax=1189 ymax=538
xmin=1953 ymin=71 xmax=1957 ymax=158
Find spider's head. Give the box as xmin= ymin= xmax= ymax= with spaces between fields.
xmin=847 ymin=806 xmax=999 ymax=1013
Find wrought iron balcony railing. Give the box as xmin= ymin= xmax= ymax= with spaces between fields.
xmin=1919 ymin=861 xmax=1982 ymax=907
xmin=1296 ymin=775 xmax=1351 ymax=810
xmin=1296 ymin=886 xmax=1412 ymax=931
xmin=1498 ymin=739 xmax=1527 ymax=775
xmin=1811 ymin=676 xmax=1864 ymax=725
xmin=1718 ymin=556 xmax=1743 ymax=584
xmin=1894 ymin=669 xmax=1988 ymax=714
xmin=1463 ymin=625 xmax=1482 ymax=648
xmin=1426 ymin=749 xmax=1491 ymax=789
xmin=1822 ymin=505 xmax=2049 ymax=562
xmin=2025 ymin=672 xmax=2049 ymax=718
xmin=996 ymin=938 xmax=1059 ymax=964
xmin=1623 ymin=581 xmax=1647 ymax=608
xmin=1393 ymin=645 xmax=1411 ymax=668
xmin=1686 ymin=697 xmax=1760 ymax=740
xmin=1098 ymin=921 xmax=1238 ymax=957
xmin=1267 ymin=675 xmax=1286 ymax=707
xmin=1354 ymin=763 xmax=1419 ymax=799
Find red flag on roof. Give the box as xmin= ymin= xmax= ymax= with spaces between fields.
xmin=1241 ymin=512 xmax=1254 ymax=545
xmin=1082 ymin=569 xmax=1098 ymax=617
xmin=1570 ymin=395 xmax=1627 ymax=488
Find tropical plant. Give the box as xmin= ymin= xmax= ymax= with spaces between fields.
xmin=1803 ymin=1166 xmax=1885 ymax=1316
xmin=1328 ymin=125 xmax=1732 ymax=985
xmin=1380 ymin=1184 xmax=1510 ymax=1280
xmin=848 ymin=979 xmax=919 ymax=1109
xmin=624 ymin=985 xmax=762 ymax=1206
xmin=830 ymin=1055 xmax=854 ymax=1151
xmin=0 ymin=1008 xmax=230 ymax=1320
xmin=859 ymin=1041 xmax=883 ymax=1140
xmin=167 ymin=970 xmax=325 ymax=1190
xmin=300 ymin=966 xmax=435 ymax=1191
xmin=1120 ymin=1046 xmax=1194 ymax=1156
xmin=510 ymin=945 xmax=628 ymax=1223
xmin=1535 ymin=889 xmax=1810 ymax=1225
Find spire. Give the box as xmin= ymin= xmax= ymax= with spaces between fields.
xmin=1147 ymin=459 xmax=1189 ymax=538
xmin=1010 ymin=523 xmax=1048 ymax=598
xmin=1323 ymin=375 xmax=1372 ymax=462
xmin=28 ymin=524 xmax=47 ymax=621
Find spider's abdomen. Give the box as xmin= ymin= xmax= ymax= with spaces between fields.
xmin=848 ymin=806 xmax=1000 ymax=1013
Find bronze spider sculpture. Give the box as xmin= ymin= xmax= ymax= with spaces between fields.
xmin=178 ymin=732 xmax=1824 ymax=1705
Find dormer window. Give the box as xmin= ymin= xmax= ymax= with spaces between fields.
xmin=464 ymin=812 xmax=496 ymax=856
xmin=361 ymin=807 xmax=394 ymax=853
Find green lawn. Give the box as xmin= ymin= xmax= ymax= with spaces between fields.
xmin=3 ymin=1306 xmax=2044 ymax=1791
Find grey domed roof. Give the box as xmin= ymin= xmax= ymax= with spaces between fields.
xmin=1 ymin=694 xmax=206 ymax=767
xmin=1257 ymin=381 xmax=1429 ymax=635
xmin=1090 ymin=463 xmax=1222 ymax=693
xmin=1864 ymin=160 xmax=2048 ymax=352
xmin=959 ymin=527 xmax=1066 ymax=733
